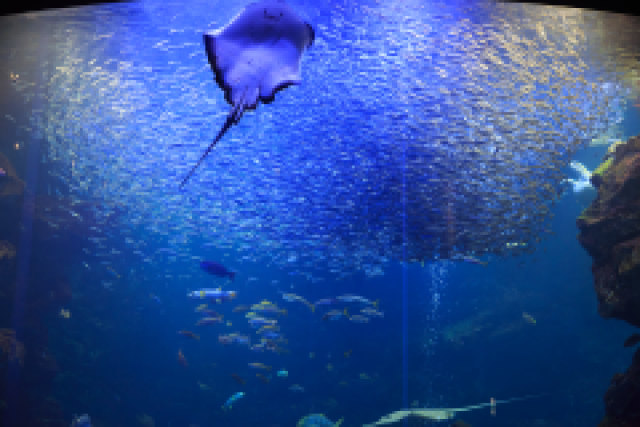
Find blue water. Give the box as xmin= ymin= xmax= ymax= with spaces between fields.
xmin=1 ymin=0 xmax=640 ymax=426
xmin=37 ymin=189 xmax=636 ymax=427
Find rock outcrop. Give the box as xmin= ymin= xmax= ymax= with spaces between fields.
xmin=577 ymin=135 xmax=640 ymax=427
xmin=577 ymin=135 xmax=640 ymax=327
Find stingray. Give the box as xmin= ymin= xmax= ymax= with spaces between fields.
xmin=363 ymin=394 xmax=544 ymax=426
xmin=180 ymin=0 xmax=315 ymax=188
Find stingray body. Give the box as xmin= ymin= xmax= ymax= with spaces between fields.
xmin=180 ymin=0 xmax=315 ymax=187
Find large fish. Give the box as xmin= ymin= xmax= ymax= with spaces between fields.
xmin=180 ymin=0 xmax=314 ymax=187
xmin=200 ymin=260 xmax=236 ymax=280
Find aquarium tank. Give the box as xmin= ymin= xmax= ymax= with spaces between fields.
xmin=1 ymin=0 xmax=640 ymax=425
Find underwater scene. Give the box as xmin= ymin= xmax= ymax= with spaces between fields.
xmin=2 ymin=0 xmax=640 ymax=425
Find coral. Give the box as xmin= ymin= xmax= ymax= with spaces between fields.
xmin=0 ymin=328 xmax=25 ymax=366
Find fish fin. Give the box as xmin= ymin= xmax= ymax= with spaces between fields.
xmin=344 ymin=308 xmax=349 ymax=316
xmin=373 ymin=300 xmax=379 ymax=308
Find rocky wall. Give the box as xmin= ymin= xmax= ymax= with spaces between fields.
xmin=577 ymin=135 xmax=640 ymax=427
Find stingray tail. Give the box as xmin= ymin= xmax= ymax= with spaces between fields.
xmin=179 ymin=106 xmax=243 ymax=189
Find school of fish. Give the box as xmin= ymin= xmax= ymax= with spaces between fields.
xmin=11 ymin=0 xmax=634 ymax=283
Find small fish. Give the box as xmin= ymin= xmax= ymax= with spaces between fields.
xmin=452 ymin=255 xmax=488 ymax=266
xmin=219 ymin=333 xmax=250 ymax=346
xmin=522 ymin=312 xmax=537 ymax=325
xmin=336 ymin=294 xmax=375 ymax=305
xmin=231 ymin=373 xmax=246 ymax=385
xmin=248 ymin=362 xmax=272 ymax=371
xmin=250 ymin=301 xmax=287 ymax=316
xmin=198 ymin=381 xmax=211 ymax=391
xmin=323 ymin=308 xmax=348 ymax=321
xmin=259 ymin=330 xmax=282 ymax=340
xmin=200 ymin=260 xmax=235 ymax=280
xmin=218 ymin=335 xmax=234 ymax=345
xmin=195 ymin=303 xmax=209 ymax=312
xmin=177 ymin=349 xmax=188 ymax=367
xmin=106 ymin=265 xmax=121 ymax=278
xmin=247 ymin=316 xmax=277 ymax=328
xmin=264 ymin=339 xmax=286 ymax=354
xmin=196 ymin=316 xmax=223 ymax=326
xmin=233 ymin=305 xmax=251 ymax=313
xmin=360 ymin=307 xmax=384 ymax=318
xmin=250 ymin=342 xmax=266 ymax=352
xmin=221 ymin=391 xmax=244 ymax=410
xmin=59 ymin=308 xmax=71 ymax=319
xmin=256 ymin=324 xmax=280 ymax=333
xmin=344 ymin=349 xmax=352 ymax=358
xmin=276 ymin=369 xmax=288 ymax=378
xmin=505 ymin=242 xmax=527 ymax=248
xmin=149 ymin=294 xmax=162 ymax=304
xmin=188 ymin=288 xmax=237 ymax=302
xmin=232 ymin=334 xmax=250 ymax=345
xmin=0 ymin=167 xmax=6 ymax=177
xmin=624 ymin=333 xmax=640 ymax=348
xmin=202 ymin=308 xmax=221 ymax=317
xmin=349 ymin=314 xmax=369 ymax=323
xmin=281 ymin=292 xmax=315 ymax=312
xmin=314 ymin=298 xmax=336 ymax=306
xmin=288 ymin=384 xmax=304 ymax=392
xmin=178 ymin=330 xmax=200 ymax=340
xmin=256 ymin=373 xmax=271 ymax=383
xmin=70 ymin=414 xmax=91 ymax=427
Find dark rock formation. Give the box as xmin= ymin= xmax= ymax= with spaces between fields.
xmin=599 ymin=348 xmax=640 ymax=427
xmin=577 ymin=135 xmax=640 ymax=427
xmin=577 ymin=135 xmax=640 ymax=327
